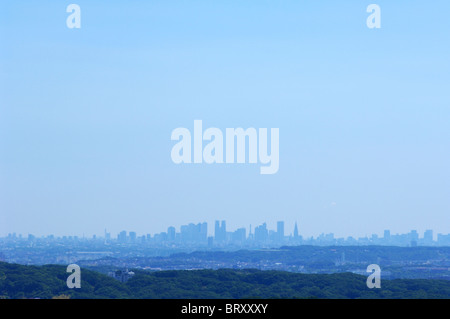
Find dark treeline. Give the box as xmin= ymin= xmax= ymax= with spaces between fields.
xmin=1 ymin=261 xmax=449 ymax=299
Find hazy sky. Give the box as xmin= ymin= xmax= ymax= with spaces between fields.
xmin=1 ymin=1 xmax=449 ymax=238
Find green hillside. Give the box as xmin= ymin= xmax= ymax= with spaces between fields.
xmin=0 ymin=261 xmax=449 ymax=299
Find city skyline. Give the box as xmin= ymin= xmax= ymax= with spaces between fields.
xmin=4 ymin=220 xmax=449 ymax=246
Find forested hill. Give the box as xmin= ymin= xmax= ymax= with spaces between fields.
xmin=1 ymin=261 xmax=449 ymax=299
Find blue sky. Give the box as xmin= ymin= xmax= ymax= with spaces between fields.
xmin=1 ymin=1 xmax=449 ymax=238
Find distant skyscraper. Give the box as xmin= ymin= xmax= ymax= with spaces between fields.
xmin=214 ymin=220 xmax=226 ymax=243
xmin=118 ymin=231 xmax=127 ymax=243
xmin=215 ymin=221 xmax=220 ymax=241
xmin=232 ymin=228 xmax=246 ymax=243
xmin=180 ymin=224 xmax=193 ymax=242
xmin=167 ymin=226 xmax=176 ymax=241
xmin=248 ymin=224 xmax=253 ymax=240
xmin=424 ymin=230 xmax=433 ymax=245
xmin=221 ymin=221 xmax=226 ymax=235
xmin=255 ymin=223 xmax=268 ymax=242
xmin=384 ymin=230 xmax=391 ymax=243
xmin=200 ymin=222 xmax=208 ymax=241
xmin=180 ymin=222 xmax=207 ymax=243
xmin=277 ymin=221 xmax=284 ymax=242
xmin=410 ymin=230 xmax=419 ymax=241
xmin=293 ymin=222 xmax=299 ymax=239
